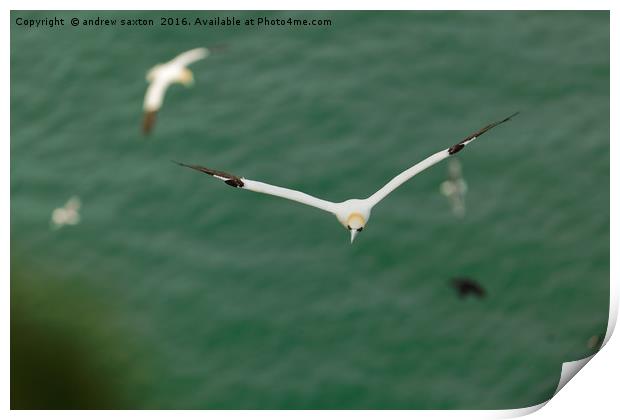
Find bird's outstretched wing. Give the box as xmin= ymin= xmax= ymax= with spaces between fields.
xmin=143 ymin=79 xmax=169 ymax=112
xmin=367 ymin=112 xmax=518 ymax=207
xmin=170 ymin=48 xmax=209 ymax=67
xmin=174 ymin=161 xmax=339 ymax=214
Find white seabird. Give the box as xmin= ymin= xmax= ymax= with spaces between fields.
xmin=142 ymin=47 xmax=210 ymax=134
xmin=176 ymin=113 xmax=518 ymax=243
xmin=440 ymin=158 xmax=468 ymax=218
xmin=51 ymin=196 xmax=81 ymax=229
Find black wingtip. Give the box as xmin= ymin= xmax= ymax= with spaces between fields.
xmin=503 ymin=111 xmax=520 ymax=122
xmin=142 ymin=110 xmax=157 ymax=135
xmin=448 ymin=112 xmax=520 ymax=155
xmin=172 ymin=160 xmax=201 ymax=172
xmin=171 ymin=161 xmax=245 ymax=188
xmin=172 ymin=160 xmax=189 ymax=168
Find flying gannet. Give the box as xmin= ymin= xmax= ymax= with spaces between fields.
xmin=51 ymin=196 xmax=81 ymax=230
xmin=142 ymin=47 xmax=210 ymax=134
xmin=175 ymin=113 xmax=518 ymax=243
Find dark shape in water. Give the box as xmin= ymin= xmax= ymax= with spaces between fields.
xmin=451 ymin=277 xmax=486 ymax=299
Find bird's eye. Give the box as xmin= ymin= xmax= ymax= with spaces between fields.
xmin=347 ymin=225 xmax=351 ymax=230
xmin=357 ymin=227 xmax=364 ymax=232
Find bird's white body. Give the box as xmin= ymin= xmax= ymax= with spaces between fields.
xmin=231 ymin=181 xmax=373 ymax=242
xmin=177 ymin=113 xmax=518 ymax=243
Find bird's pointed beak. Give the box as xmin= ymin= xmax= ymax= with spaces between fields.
xmin=350 ymin=229 xmax=358 ymax=244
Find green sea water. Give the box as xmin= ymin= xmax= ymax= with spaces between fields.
xmin=10 ymin=11 xmax=609 ymax=409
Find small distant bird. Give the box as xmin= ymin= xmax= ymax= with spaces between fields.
xmin=587 ymin=334 xmax=604 ymax=351
xmin=142 ymin=47 xmax=210 ymax=134
xmin=451 ymin=277 xmax=486 ymax=299
xmin=440 ymin=158 xmax=468 ymax=218
xmin=176 ymin=113 xmax=518 ymax=243
xmin=51 ymin=196 xmax=81 ymax=229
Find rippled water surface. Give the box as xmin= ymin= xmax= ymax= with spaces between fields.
xmin=11 ymin=11 xmax=609 ymax=409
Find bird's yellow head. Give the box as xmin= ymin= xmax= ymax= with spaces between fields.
xmin=179 ymin=68 xmax=194 ymax=86
xmin=345 ymin=213 xmax=366 ymax=243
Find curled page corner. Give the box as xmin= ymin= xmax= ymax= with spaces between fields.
xmin=489 ymin=401 xmax=546 ymax=418
xmin=494 ymin=355 xmax=598 ymax=418
xmin=496 ymin=286 xmax=617 ymax=418
xmin=552 ymin=355 xmax=595 ymax=396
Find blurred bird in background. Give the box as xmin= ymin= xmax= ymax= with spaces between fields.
xmin=50 ymin=196 xmax=81 ymax=230
xmin=142 ymin=47 xmax=210 ymax=135
xmin=440 ymin=158 xmax=468 ymax=218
